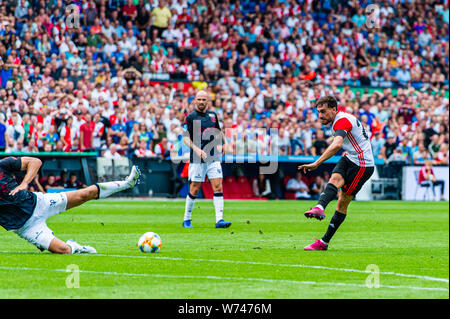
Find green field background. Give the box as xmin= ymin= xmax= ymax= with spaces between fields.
xmin=0 ymin=200 xmax=448 ymax=299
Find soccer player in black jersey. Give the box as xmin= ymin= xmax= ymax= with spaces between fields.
xmin=182 ymin=90 xmax=231 ymax=228
xmin=0 ymin=156 xmax=141 ymax=254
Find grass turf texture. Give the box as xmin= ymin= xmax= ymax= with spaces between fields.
xmin=0 ymin=200 xmax=448 ymax=299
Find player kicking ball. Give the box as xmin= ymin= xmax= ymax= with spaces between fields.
xmin=298 ymin=96 xmax=375 ymax=251
xmin=0 ymin=156 xmax=141 ymax=254
xmin=182 ymin=90 xmax=231 ymax=228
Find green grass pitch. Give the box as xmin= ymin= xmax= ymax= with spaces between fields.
xmin=0 ymin=200 xmax=448 ymax=299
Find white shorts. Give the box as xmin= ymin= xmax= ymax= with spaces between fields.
xmin=13 ymin=192 xmax=68 ymax=251
xmin=189 ymin=161 xmax=223 ymax=182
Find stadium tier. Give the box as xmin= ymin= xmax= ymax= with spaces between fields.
xmin=0 ymin=0 xmax=448 ymax=201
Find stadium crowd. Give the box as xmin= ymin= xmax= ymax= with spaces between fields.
xmin=0 ymin=0 xmax=449 ymax=169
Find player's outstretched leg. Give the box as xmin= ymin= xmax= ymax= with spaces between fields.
xmin=304 ymin=173 xmax=344 ymax=221
xmin=65 ymin=165 xmax=141 ymax=210
xmin=47 ymin=237 xmax=97 ymax=254
xmin=305 ymin=190 xmax=352 ymax=251
xmin=52 ymin=165 xmax=141 ymax=254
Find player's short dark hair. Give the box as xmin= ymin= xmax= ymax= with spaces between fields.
xmin=315 ymin=96 xmax=338 ymax=110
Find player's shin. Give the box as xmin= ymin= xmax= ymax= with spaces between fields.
xmin=213 ymin=192 xmax=224 ymax=223
xmin=95 ymin=181 xmax=130 ymax=199
xmin=316 ymin=183 xmax=338 ymax=210
xmin=184 ymin=192 xmax=196 ymax=221
xmin=321 ymin=211 xmax=346 ymax=244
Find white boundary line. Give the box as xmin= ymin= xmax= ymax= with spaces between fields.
xmin=1 ymin=251 xmax=448 ymax=284
xmin=86 ymin=253 xmax=450 ymax=284
xmin=0 ymin=266 xmax=447 ymax=292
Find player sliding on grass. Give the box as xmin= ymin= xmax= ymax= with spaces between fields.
xmin=299 ymin=96 xmax=375 ymax=251
xmin=0 ymin=156 xmax=141 ymax=254
xmin=182 ymin=90 xmax=231 ymax=228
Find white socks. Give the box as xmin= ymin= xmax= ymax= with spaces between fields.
xmin=316 ymin=204 xmax=325 ymax=211
xmin=184 ymin=193 xmax=196 ymax=221
xmin=184 ymin=192 xmax=224 ymax=223
xmin=96 ymin=181 xmax=130 ymax=199
xmin=66 ymin=240 xmax=81 ymax=254
xmin=66 ymin=240 xmax=97 ymax=254
xmin=213 ymin=193 xmax=224 ymax=223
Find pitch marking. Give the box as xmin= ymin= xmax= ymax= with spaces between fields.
xmin=0 ymin=266 xmax=447 ymax=292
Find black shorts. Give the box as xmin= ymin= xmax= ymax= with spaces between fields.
xmin=332 ymin=156 xmax=374 ymax=196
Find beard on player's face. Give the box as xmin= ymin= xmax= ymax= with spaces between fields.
xmin=196 ymin=101 xmax=207 ymax=111
xmin=318 ymin=108 xmax=335 ymax=125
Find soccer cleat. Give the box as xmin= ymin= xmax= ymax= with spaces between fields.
xmin=79 ymin=245 xmax=97 ymax=254
xmin=304 ymin=238 xmax=328 ymax=251
xmin=126 ymin=165 xmax=142 ymax=188
xmin=66 ymin=239 xmax=97 ymax=254
xmin=182 ymin=220 xmax=194 ymax=228
xmin=304 ymin=206 xmax=326 ymax=220
xmin=215 ymin=219 xmax=232 ymax=228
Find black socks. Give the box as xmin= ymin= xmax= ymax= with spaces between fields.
xmin=322 ymin=211 xmax=346 ymax=244
xmin=318 ymin=183 xmax=338 ymax=209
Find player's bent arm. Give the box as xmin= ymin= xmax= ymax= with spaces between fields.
xmin=20 ymin=157 xmax=42 ymax=186
xmin=314 ymin=136 xmax=344 ymax=167
xmin=9 ymin=157 xmax=42 ymax=196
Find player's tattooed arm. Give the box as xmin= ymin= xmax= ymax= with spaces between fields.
xmin=10 ymin=157 xmax=42 ymax=196
xmin=298 ymin=136 xmax=344 ymax=173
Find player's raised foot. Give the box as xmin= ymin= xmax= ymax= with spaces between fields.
xmin=215 ymin=219 xmax=232 ymax=228
xmin=182 ymin=220 xmax=194 ymax=228
xmin=304 ymin=206 xmax=326 ymax=220
xmin=66 ymin=240 xmax=97 ymax=254
xmin=126 ymin=165 xmax=142 ymax=188
xmin=304 ymin=238 xmax=328 ymax=251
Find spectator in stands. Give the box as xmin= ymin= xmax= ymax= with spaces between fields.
xmin=310 ymin=175 xmax=327 ymax=200
xmin=396 ymin=138 xmax=414 ymax=165
xmin=311 ymin=130 xmax=328 ymax=156
xmin=154 ymin=136 xmax=169 ymax=159
xmin=6 ymin=110 xmax=24 ymax=146
xmin=413 ymin=143 xmax=433 ymax=165
xmin=371 ymin=131 xmax=385 ymax=160
xmin=42 ymin=174 xmax=64 ymax=192
xmin=418 ymin=160 xmax=446 ymax=201
xmin=60 ymin=171 xmax=69 ymax=189
xmin=151 ymin=0 xmax=172 ymax=37
xmin=380 ymin=132 xmax=398 ymax=163
xmin=252 ymin=173 xmax=273 ymax=199
xmin=428 ymin=134 xmax=441 ymax=158
xmin=80 ymin=113 xmax=95 ymax=152
xmin=22 ymin=138 xmax=38 ymax=153
xmin=110 ymin=116 xmax=127 ymax=144
xmin=117 ymin=136 xmax=130 ymax=157
xmin=103 ymin=143 xmax=122 ymax=159
xmin=67 ymin=172 xmax=86 ymax=190
xmin=387 ymin=146 xmax=408 ymax=164
xmin=286 ymin=172 xmax=311 ymax=200
xmin=45 ymin=125 xmax=59 ymax=150
xmin=135 ymin=139 xmax=156 ymax=158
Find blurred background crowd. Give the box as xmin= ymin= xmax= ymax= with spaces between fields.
xmin=0 ymin=0 xmax=448 ymax=168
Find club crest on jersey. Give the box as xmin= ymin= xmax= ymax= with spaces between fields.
xmin=209 ymin=114 xmax=216 ymax=122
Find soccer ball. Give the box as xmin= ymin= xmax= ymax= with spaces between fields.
xmin=138 ymin=232 xmax=162 ymax=253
